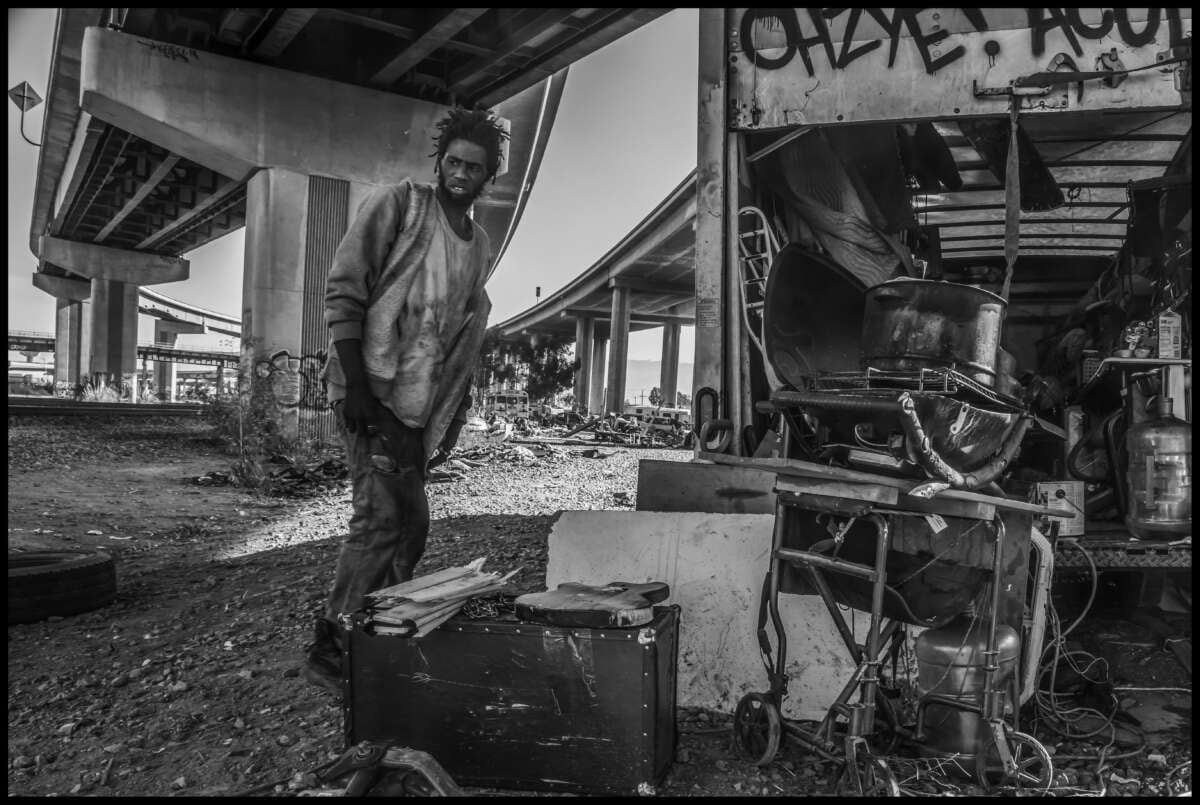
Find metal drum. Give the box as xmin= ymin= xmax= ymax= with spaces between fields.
xmin=916 ymin=616 xmax=1021 ymax=758
xmin=861 ymin=279 xmax=1006 ymax=387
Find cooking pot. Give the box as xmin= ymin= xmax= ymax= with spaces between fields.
xmin=861 ymin=279 xmax=1006 ymax=387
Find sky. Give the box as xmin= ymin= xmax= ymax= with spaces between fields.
xmin=7 ymin=8 xmax=698 ymax=378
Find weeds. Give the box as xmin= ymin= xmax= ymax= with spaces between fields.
xmin=201 ymin=348 xmax=338 ymax=494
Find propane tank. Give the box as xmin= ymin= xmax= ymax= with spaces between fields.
xmin=1125 ymin=396 xmax=1191 ymax=539
xmin=915 ymin=612 xmax=1020 ymax=758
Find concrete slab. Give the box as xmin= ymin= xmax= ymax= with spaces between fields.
xmin=39 ymin=236 xmax=188 ymax=284
xmin=32 ymin=270 xmax=91 ymax=301
xmin=546 ymin=510 xmax=870 ymax=720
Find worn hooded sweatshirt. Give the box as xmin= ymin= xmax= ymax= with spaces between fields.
xmin=323 ymin=179 xmax=492 ymax=459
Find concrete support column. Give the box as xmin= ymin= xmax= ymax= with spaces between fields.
xmin=605 ymin=286 xmax=632 ymax=416
xmin=154 ymin=319 xmax=205 ymax=401
xmin=660 ymin=323 xmax=681 ymax=408
xmin=88 ymin=278 xmax=139 ymax=395
xmin=573 ymin=315 xmax=594 ymax=413
xmin=53 ymin=298 xmax=89 ymax=387
xmin=589 ymin=336 xmax=608 ymax=416
xmin=242 ymin=167 xmax=311 ymax=440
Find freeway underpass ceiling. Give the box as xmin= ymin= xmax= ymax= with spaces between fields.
xmin=33 ymin=8 xmax=669 ymax=281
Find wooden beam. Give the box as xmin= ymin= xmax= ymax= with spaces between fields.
xmin=318 ymin=9 xmax=493 ymax=56
xmin=252 ymin=8 xmax=317 ymax=59
xmin=448 ymin=8 xmax=579 ymax=89
xmin=369 ymin=9 xmax=489 ymax=87
xmin=94 ymin=154 xmax=180 ymax=244
xmin=473 ymin=9 xmax=666 ymax=107
xmin=135 ymin=178 xmax=244 ymax=251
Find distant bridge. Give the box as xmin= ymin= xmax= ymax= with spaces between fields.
xmin=9 ymin=330 xmax=239 ymax=369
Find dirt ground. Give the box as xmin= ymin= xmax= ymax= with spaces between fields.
xmin=7 ymin=416 xmax=1193 ymax=797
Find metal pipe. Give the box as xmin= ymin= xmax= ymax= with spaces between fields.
xmin=776 ymin=548 xmax=877 ymax=581
xmin=771 ymin=389 xmax=902 ymax=414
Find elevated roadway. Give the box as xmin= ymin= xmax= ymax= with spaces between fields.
xmin=9 ymin=330 xmax=238 ymax=369
xmin=28 ymin=8 xmax=668 ymax=435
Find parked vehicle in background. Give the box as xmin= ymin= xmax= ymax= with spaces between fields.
xmin=483 ymin=390 xmax=530 ymax=421
xmin=623 ymin=404 xmax=692 ymax=435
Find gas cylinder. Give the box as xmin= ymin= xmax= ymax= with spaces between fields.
xmin=915 ymin=614 xmax=1020 ymax=758
xmin=1125 ymin=396 xmax=1191 ymax=539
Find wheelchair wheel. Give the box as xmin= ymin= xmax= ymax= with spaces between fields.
xmin=835 ymin=749 xmax=900 ymax=797
xmin=975 ymin=729 xmax=1053 ymax=795
xmin=733 ymin=692 xmax=782 ymax=766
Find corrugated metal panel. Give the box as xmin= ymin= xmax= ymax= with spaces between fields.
xmin=302 ymin=175 xmax=349 ymax=444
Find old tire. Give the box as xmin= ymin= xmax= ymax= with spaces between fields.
xmin=8 ymin=551 xmax=117 ymax=624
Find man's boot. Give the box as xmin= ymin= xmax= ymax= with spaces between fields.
xmin=303 ymin=617 xmax=344 ymax=695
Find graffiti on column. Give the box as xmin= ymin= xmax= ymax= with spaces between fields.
xmin=253 ymin=349 xmax=328 ymax=415
xmin=738 ymin=8 xmax=1188 ymax=75
xmin=136 ymin=40 xmax=200 ymax=63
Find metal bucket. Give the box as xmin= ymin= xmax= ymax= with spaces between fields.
xmin=861 ymin=279 xmax=1006 ymax=387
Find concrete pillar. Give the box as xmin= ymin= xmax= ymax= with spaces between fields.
xmin=660 ymin=323 xmax=681 ymax=408
xmin=573 ymin=315 xmax=594 ymax=413
xmin=242 ymin=167 xmax=310 ymax=440
xmin=88 ymin=278 xmax=139 ymax=395
xmin=242 ymin=169 xmax=351 ymax=442
xmin=154 ymin=319 xmax=206 ymax=401
xmin=589 ymin=336 xmax=608 ymax=416
xmin=36 ymin=275 xmax=93 ymax=389
xmin=605 ymin=286 xmax=632 ymax=416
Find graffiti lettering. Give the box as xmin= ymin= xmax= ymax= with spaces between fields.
xmin=743 ymin=7 xmax=989 ymax=75
xmin=740 ymin=8 xmax=1186 ymax=74
xmin=254 ymin=349 xmax=327 ymax=413
xmin=1027 ymin=8 xmax=1185 ymax=56
xmin=137 ymin=40 xmax=200 ymax=63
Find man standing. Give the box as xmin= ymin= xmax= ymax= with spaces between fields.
xmin=304 ymin=107 xmax=507 ymax=693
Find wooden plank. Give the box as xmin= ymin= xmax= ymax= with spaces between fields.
xmin=774 ymin=476 xmax=898 ymax=506
xmin=367 ymin=559 xmax=486 ymax=602
xmin=695 ymin=452 xmax=1069 ymax=518
xmin=636 ymin=458 xmax=775 ymax=514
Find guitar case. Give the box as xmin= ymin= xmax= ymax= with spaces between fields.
xmin=514 ymin=581 xmax=670 ymax=628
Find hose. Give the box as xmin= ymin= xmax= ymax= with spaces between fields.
xmin=897 ymin=392 xmax=1030 ymax=490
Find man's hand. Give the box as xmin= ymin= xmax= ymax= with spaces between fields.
xmin=341 ymin=384 xmax=384 ymax=435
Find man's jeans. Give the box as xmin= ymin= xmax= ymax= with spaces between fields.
xmin=324 ymin=402 xmax=428 ymax=623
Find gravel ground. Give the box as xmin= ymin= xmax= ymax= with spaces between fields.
xmin=7 ymin=416 xmax=1193 ymax=797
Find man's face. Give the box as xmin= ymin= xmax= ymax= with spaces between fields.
xmin=437 ymin=139 xmax=490 ymax=203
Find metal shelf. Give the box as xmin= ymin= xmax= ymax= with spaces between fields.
xmin=1054 ymin=534 xmax=1191 ymax=570
xmin=1077 ymin=357 xmax=1191 ymax=401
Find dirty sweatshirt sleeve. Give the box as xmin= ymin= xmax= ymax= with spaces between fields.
xmin=324 ymin=182 xmax=410 ymax=343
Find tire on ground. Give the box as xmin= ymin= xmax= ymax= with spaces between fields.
xmin=8 ymin=551 xmax=118 ymax=624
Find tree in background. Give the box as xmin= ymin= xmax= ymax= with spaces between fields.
xmin=676 ymin=391 xmax=691 ymax=408
xmin=649 ymin=387 xmax=662 ymax=406
xmin=474 ymin=327 xmax=578 ymax=405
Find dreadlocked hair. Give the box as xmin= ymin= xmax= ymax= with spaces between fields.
xmin=431 ymin=107 xmax=509 ymax=182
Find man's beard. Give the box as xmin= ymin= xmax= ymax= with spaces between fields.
xmin=437 ymin=171 xmax=484 ymax=206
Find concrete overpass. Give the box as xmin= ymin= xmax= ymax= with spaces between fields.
xmin=494 ymin=170 xmax=697 ymax=415
xmin=28 ymin=8 xmax=669 ymax=436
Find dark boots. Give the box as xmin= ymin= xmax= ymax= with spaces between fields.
xmin=303 ymin=617 xmax=344 ymax=695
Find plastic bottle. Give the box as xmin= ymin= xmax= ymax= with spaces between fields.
xmin=1125 ymin=396 xmax=1191 ymax=539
